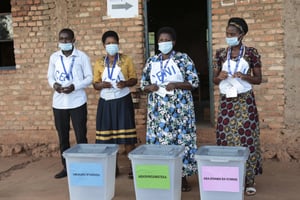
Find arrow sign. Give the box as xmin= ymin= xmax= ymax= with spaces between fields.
xmin=107 ymin=0 xmax=138 ymax=18
xmin=112 ymin=2 xmax=133 ymax=10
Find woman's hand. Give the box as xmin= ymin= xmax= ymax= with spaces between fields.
xmin=116 ymin=81 xmax=127 ymax=89
xmin=165 ymin=82 xmax=176 ymax=91
xmin=144 ymin=84 xmax=159 ymax=92
xmin=166 ymin=81 xmax=193 ymax=91
xmin=93 ymin=81 xmax=112 ymax=90
xmin=217 ymin=71 xmax=229 ymax=80
xmin=233 ymin=71 xmax=245 ymax=79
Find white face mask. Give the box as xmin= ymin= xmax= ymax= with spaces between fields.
xmin=158 ymin=41 xmax=173 ymax=54
xmin=58 ymin=43 xmax=73 ymax=51
xmin=226 ymin=37 xmax=240 ymax=47
xmin=105 ymin=44 xmax=119 ymax=56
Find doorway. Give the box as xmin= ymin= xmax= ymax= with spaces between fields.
xmin=145 ymin=0 xmax=210 ymax=124
xmin=0 ymin=0 xmax=15 ymax=69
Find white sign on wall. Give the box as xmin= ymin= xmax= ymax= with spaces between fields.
xmin=107 ymin=0 xmax=138 ymax=18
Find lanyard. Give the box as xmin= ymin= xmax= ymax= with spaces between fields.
xmin=105 ymin=53 xmax=119 ymax=80
xmin=159 ymin=51 xmax=175 ymax=82
xmin=227 ymin=45 xmax=244 ymax=75
xmin=60 ymin=56 xmax=75 ymax=80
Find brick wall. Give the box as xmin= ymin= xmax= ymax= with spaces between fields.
xmin=211 ymin=0 xmax=299 ymax=161
xmin=0 ymin=0 xmax=146 ymax=147
xmin=212 ymin=0 xmax=285 ymax=129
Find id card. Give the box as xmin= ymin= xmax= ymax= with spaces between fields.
xmin=104 ymin=90 xmax=115 ymax=100
xmin=155 ymin=86 xmax=174 ymax=97
xmin=226 ymin=87 xmax=237 ymax=98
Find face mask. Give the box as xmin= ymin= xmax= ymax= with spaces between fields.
xmin=58 ymin=43 xmax=73 ymax=51
xmin=226 ymin=37 xmax=240 ymax=47
xmin=105 ymin=44 xmax=119 ymax=56
xmin=158 ymin=41 xmax=173 ymax=54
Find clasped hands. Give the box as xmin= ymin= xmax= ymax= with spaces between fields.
xmin=145 ymin=82 xmax=177 ymax=92
xmin=217 ymin=71 xmax=246 ymax=80
xmin=93 ymin=81 xmax=127 ymax=90
xmin=53 ymin=82 xmax=75 ymax=94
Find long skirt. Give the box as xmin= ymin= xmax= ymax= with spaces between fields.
xmin=96 ymin=93 xmax=137 ymax=144
xmin=216 ymin=90 xmax=263 ymax=186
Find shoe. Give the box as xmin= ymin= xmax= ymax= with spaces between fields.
xmin=54 ymin=169 xmax=67 ymax=179
xmin=245 ymin=187 xmax=256 ymax=196
xmin=181 ymin=177 xmax=192 ymax=192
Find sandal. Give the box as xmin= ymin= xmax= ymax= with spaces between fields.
xmin=181 ymin=177 xmax=192 ymax=192
xmin=245 ymin=187 xmax=256 ymax=196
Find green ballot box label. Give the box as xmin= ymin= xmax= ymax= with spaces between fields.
xmin=135 ymin=164 xmax=170 ymax=189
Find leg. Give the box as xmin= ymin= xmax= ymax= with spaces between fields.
xmin=245 ymin=176 xmax=256 ymax=196
xmin=115 ymin=152 xmax=120 ymax=177
xmin=124 ymin=144 xmax=135 ymax=154
xmin=53 ymin=108 xmax=70 ymax=178
xmin=182 ymin=176 xmax=192 ymax=192
xmin=70 ymin=103 xmax=88 ymax=144
xmin=124 ymin=144 xmax=135 ymax=179
xmin=53 ymin=108 xmax=71 ymax=168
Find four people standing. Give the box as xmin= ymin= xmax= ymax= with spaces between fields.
xmin=49 ymin=20 xmax=262 ymax=196
xmin=213 ymin=17 xmax=263 ymax=196
xmin=47 ymin=28 xmax=93 ymax=179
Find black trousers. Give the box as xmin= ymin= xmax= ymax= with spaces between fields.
xmin=53 ymin=103 xmax=88 ymax=168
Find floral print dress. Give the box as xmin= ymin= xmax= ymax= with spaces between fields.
xmin=140 ymin=51 xmax=199 ymax=177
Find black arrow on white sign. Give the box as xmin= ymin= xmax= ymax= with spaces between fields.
xmin=112 ymin=2 xmax=133 ymax=10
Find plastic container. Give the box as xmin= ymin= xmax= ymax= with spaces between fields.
xmin=62 ymin=144 xmax=118 ymax=200
xmin=128 ymin=144 xmax=185 ymax=200
xmin=195 ymin=145 xmax=250 ymax=200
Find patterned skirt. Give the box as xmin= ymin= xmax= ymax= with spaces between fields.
xmin=145 ymin=92 xmax=198 ymax=177
xmin=216 ymin=90 xmax=263 ymax=186
xmin=96 ymin=93 xmax=137 ymax=144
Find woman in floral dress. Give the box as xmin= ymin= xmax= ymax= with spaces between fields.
xmin=140 ymin=26 xmax=199 ymax=192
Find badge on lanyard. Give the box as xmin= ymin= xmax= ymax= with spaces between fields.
xmin=60 ymin=56 xmax=75 ymax=81
xmin=105 ymin=54 xmax=119 ymax=81
xmin=227 ymin=45 xmax=244 ymax=76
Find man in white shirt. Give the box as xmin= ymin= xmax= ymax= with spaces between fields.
xmin=47 ymin=28 xmax=93 ymax=178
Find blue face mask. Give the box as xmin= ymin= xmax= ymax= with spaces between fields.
xmin=58 ymin=43 xmax=73 ymax=51
xmin=158 ymin=41 xmax=173 ymax=54
xmin=106 ymin=44 xmax=119 ymax=56
xmin=226 ymin=37 xmax=240 ymax=47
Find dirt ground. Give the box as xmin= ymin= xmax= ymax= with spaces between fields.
xmin=0 ymin=125 xmax=299 ymax=200
xmin=0 ymin=154 xmax=299 ymax=200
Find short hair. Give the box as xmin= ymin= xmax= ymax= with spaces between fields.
xmin=59 ymin=28 xmax=75 ymax=39
xmin=228 ymin=17 xmax=248 ymax=34
xmin=157 ymin=26 xmax=177 ymax=41
xmin=102 ymin=30 xmax=119 ymax=44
